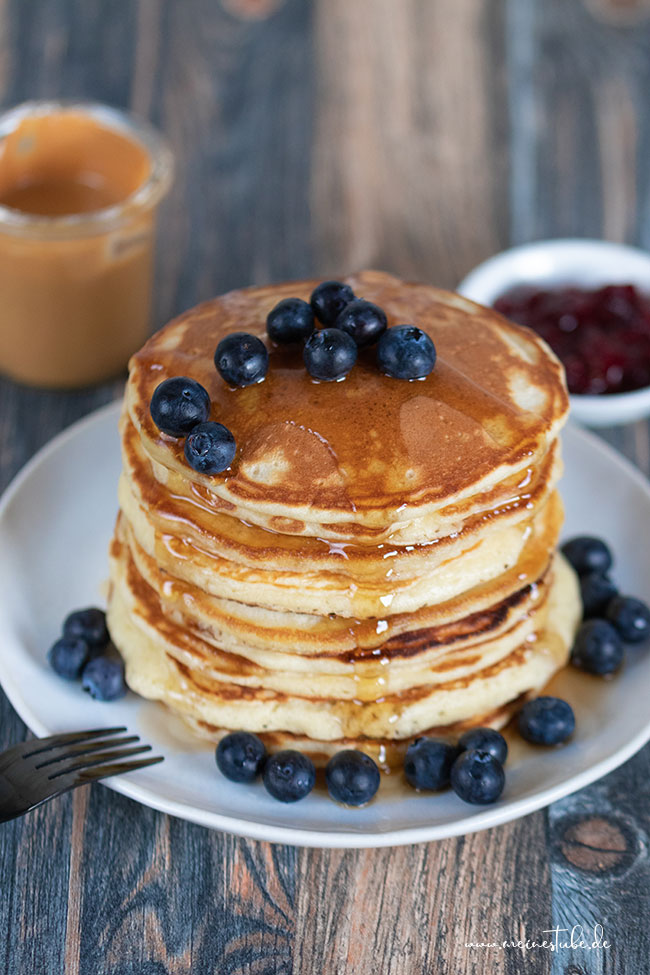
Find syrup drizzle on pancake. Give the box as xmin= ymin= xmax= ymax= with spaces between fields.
xmin=108 ymin=272 xmax=580 ymax=760
xmin=129 ymin=271 xmax=569 ymax=523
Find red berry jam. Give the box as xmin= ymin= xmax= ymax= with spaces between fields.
xmin=493 ymin=284 xmax=650 ymax=395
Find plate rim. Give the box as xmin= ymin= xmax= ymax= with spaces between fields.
xmin=1 ymin=400 xmax=650 ymax=848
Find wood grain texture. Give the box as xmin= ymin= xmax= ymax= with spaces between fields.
xmin=505 ymin=7 xmax=650 ymax=972
xmin=311 ymin=0 xmax=509 ymax=289
xmin=0 ymin=1 xmax=649 ymax=972
xmin=547 ymin=748 xmax=650 ymax=975
xmin=507 ymin=0 xmax=650 ymax=246
xmin=149 ymin=0 xmax=315 ymax=318
xmin=293 ymin=814 xmax=553 ymax=975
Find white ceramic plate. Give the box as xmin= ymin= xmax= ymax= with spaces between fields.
xmin=1 ymin=401 xmax=649 ymax=848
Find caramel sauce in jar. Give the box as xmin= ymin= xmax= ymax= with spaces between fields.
xmin=0 ymin=101 xmax=173 ymax=387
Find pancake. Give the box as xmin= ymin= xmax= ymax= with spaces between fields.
xmin=106 ymin=270 xmax=581 ymax=762
xmin=125 ymin=270 xmax=569 ymax=542
xmin=118 ymin=490 xmax=562 ymax=660
xmin=108 ymin=541 xmax=580 ymax=744
xmin=111 ymin=512 xmax=550 ymax=682
xmin=120 ymin=410 xmax=563 ymax=575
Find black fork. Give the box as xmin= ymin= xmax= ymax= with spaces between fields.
xmin=0 ymin=727 xmax=163 ymax=823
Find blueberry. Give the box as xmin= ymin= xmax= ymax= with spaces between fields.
xmin=216 ymin=731 xmax=266 ymax=783
xmin=561 ymin=536 xmax=612 ymax=576
xmin=149 ymin=377 xmax=211 ymax=437
xmin=458 ymin=727 xmax=508 ymax=765
xmin=404 ymin=737 xmax=458 ymax=791
xmin=267 ymin=298 xmax=314 ymax=344
xmin=214 ymin=332 xmax=269 ymax=387
xmin=48 ymin=637 xmax=89 ymax=680
xmin=262 ymin=750 xmax=315 ymax=803
xmin=184 ymin=421 xmax=236 ymax=474
xmin=62 ymin=607 xmax=109 ymax=651
xmin=81 ymin=656 xmax=127 ymax=701
xmin=335 ymin=299 xmax=387 ymax=347
xmin=325 ymin=750 xmax=380 ymax=806
xmin=450 ymin=749 xmax=505 ymax=805
xmin=571 ymin=619 xmax=624 ymax=675
xmin=606 ymin=595 xmax=650 ymax=643
xmin=377 ymin=325 xmax=437 ymax=380
xmin=580 ymin=572 xmax=618 ymax=618
xmin=310 ymin=280 xmax=355 ymax=326
xmin=303 ymin=328 xmax=357 ymax=381
xmin=517 ymin=696 xmax=575 ymax=745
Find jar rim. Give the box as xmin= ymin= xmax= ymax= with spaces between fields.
xmin=0 ymin=99 xmax=174 ymax=238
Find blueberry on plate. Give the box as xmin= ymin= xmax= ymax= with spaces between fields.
xmin=48 ymin=637 xmax=89 ymax=681
xmin=377 ymin=325 xmax=436 ymax=380
xmin=325 ymin=750 xmax=380 ymax=806
xmin=450 ymin=749 xmax=505 ymax=805
xmin=214 ymin=332 xmax=269 ymax=387
xmin=149 ymin=376 xmax=211 ymax=437
xmin=517 ymin=696 xmax=575 ymax=745
xmin=458 ymin=727 xmax=508 ymax=765
xmin=267 ymin=297 xmax=314 ymax=344
xmin=81 ymin=656 xmax=127 ymax=702
xmin=335 ymin=299 xmax=387 ymax=347
xmin=216 ymin=731 xmax=266 ymax=783
xmin=184 ymin=421 xmax=236 ymax=474
xmin=570 ymin=619 xmax=624 ymax=675
xmin=561 ymin=536 xmax=612 ymax=576
xmin=580 ymin=572 xmax=618 ymax=619
xmin=606 ymin=595 xmax=650 ymax=643
xmin=303 ymin=327 xmax=357 ymax=381
xmin=404 ymin=737 xmax=458 ymax=791
xmin=63 ymin=607 xmax=109 ymax=651
xmin=310 ymin=280 xmax=355 ymax=326
xmin=263 ymin=750 xmax=315 ymax=803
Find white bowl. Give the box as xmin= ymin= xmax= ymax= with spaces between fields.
xmin=456 ymin=238 xmax=650 ymax=427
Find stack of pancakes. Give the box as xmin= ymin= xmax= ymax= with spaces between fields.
xmin=107 ymin=270 xmax=581 ymax=766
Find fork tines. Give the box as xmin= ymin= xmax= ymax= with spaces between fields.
xmin=25 ymin=727 xmax=163 ymax=782
xmin=22 ymin=726 xmax=128 ymax=758
xmin=0 ymin=727 xmax=164 ymax=824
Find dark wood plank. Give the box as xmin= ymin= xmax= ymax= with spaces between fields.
xmin=66 ymin=788 xmax=298 ymax=974
xmin=508 ymin=4 xmax=650 ymax=970
xmin=547 ymin=747 xmax=650 ymax=975
xmin=310 ymin=0 xmax=510 ymax=290
xmin=148 ymin=0 xmax=316 ymax=321
xmin=294 ymin=815 xmax=553 ymax=975
xmin=2 ymin=0 xmax=139 ymax=107
xmin=507 ymin=0 xmax=650 ymax=246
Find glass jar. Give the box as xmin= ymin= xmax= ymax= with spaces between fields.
xmin=0 ymin=100 xmax=174 ymax=387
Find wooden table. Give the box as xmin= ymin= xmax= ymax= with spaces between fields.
xmin=1 ymin=1 xmax=649 ymax=971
